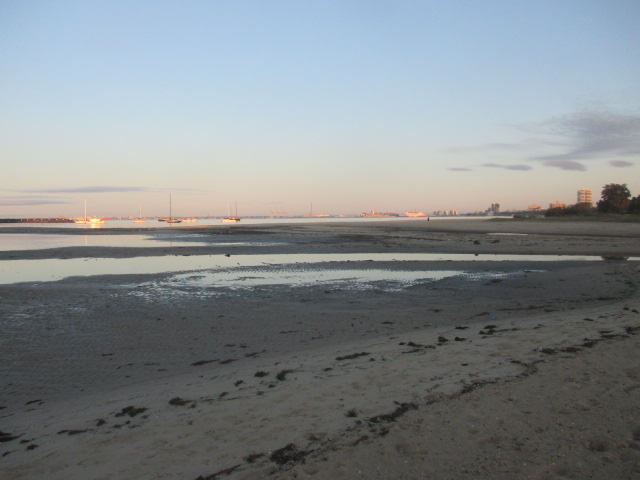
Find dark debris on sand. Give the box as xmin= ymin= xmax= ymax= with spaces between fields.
xmin=0 ymin=431 xmax=20 ymax=443
xmin=115 ymin=406 xmax=148 ymax=417
xmin=368 ymin=402 xmax=417 ymax=424
xmin=276 ymin=369 xmax=294 ymax=381
xmin=195 ymin=463 xmax=241 ymax=480
xmin=269 ymin=443 xmax=309 ymax=465
xmin=336 ymin=352 xmax=370 ymax=361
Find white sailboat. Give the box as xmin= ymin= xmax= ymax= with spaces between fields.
xmin=133 ymin=205 xmax=146 ymax=223
xmin=75 ymin=200 xmax=104 ymax=225
xmin=221 ymin=202 xmax=240 ymax=223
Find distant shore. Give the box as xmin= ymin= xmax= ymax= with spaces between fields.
xmin=0 ymin=218 xmax=75 ymax=223
xmin=1 ymin=219 xmax=639 ymax=479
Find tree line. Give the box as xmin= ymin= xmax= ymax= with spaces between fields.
xmin=546 ymin=183 xmax=640 ymax=217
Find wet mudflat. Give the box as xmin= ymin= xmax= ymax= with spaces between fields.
xmin=1 ymin=219 xmax=640 ymax=480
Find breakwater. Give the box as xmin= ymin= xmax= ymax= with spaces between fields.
xmin=0 ymin=218 xmax=74 ymax=223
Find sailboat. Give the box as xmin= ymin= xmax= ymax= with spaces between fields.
xmin=159 ymin=194 xmax=182 ymax=223
xmin=221 ymin=202 xmax=240 ymax=223
xmin=75 ymin=200 xmax=104 ymax=225
xmin=133 ymin=205 xmax=146 ymax=223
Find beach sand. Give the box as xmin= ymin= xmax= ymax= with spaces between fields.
xmin=1 ymin=219 xmax=639 ymax=479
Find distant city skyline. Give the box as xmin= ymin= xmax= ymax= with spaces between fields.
xmin=1 ymin=2 xmax=639 ymax=218
xmin=0 ymin=184 xmax=612 ymax=219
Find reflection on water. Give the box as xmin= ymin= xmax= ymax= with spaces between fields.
xmin=0 ymin=252 xmax=626 ymax=285
xmin=148 ymin=268 xmax=513 ymax=293
xmin=0 ymin=216 xmax=491 ymax=230
xmin=125 ymin=268 xmax=519 ymax=299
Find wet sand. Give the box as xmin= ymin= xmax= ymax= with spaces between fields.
xmin=1 ymin=219 xmax=639 ymax=479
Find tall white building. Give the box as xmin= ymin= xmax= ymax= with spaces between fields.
xmin=577 ymin=188 xmax=592 ymax=205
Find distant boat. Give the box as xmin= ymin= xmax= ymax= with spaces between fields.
xmin=404 ymin=211 xmax=427 ymax=217
xmin=221 ymin=202 xmax=240 ymax=223
xmin=164 ymin=194 xmax=182 ymax=223
xmin=133 ymin=205 xmax=146 ymax=223
xmin=182 ymin=218 xmax=197 ymax=223
xmin=75 ymin=200 xmax=104 ymax=225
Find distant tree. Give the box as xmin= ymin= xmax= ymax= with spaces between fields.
xmin=545 ymin=202 xmax=593 ymax=217
xmin=574 ymin=202 xmax=594 ymax=215
xmin=597 ymin=183 xmax=631 ymax=213
xmin=629 ymin=195 xmax=640 ymax=214
xmin=545 ymin=207 xmax=565 ymax=217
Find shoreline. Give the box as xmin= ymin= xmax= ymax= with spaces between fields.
xmin=1 ymin=220 xmax=640 ymax=479
xmin=2 ymin=219 xmax=640 ymax=260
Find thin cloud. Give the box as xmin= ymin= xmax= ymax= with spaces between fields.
xmin=448 ymin=167 xmax=473 ymax=172
xmin=445 ymin=142 xmax=523 ymax=154
xmin=19 ymin=186 xmax=150 ymax=194
xmin=481 ymin=163 xmax=533 ymax=171
xmin=16 ymin=186 xmax=204 ymax=194
xmin=0 ymin=196 xmax=72 ymax=207
xmin=610 ymin=160 xmax=634 ymax=167
xmin=543 ymin=160 xmax=587 ymax=171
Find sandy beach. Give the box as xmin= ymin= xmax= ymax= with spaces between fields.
xmin=1 ymin=219 xmax=639 ymax=479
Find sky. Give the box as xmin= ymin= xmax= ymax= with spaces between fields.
xmin=1 ymin=0 xmax=639 ymax=218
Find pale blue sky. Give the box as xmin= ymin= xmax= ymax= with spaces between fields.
xmin=1 ymin=0 xmax=639 ymax=217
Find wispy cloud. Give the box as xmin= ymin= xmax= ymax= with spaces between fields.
xmin=445 ymin=143 xmax=523 ymax=154
xmin=481 ymin=163 xmax=533 ymax=171
xmin=13 ymin=186 xmax=204 ymax=194
xmin=610 ymin=160 xmax=634 ymax=168
xmin=18 ymin=186 xmax=151 ymax=194
xmin=0 ymin=196 xmax=72 ymax=207
xmin=530 ymin=110 xmax=640 ymax=168
xmin=542 ymin=160 xmax=587 ymax=171
xmin=445 ymin=108 xmax=640 ymax=172
xmin=448 ymin=167 xmax=473 ymax=172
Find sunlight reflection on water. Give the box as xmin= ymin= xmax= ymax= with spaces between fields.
xmin=127 ymin=268 xmax=516 ymax=298
xmin=0 ymin=233 xmax=284 ymax=250
xmin=0 ymin=252 xmax=618 ymax=285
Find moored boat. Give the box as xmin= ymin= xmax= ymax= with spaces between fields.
xmin=221 ymin=202 xmax=240 ymax=223
xmin=404 ymin=211 xmax=427 ymax=217
xmin=163 ymin=194 xmax=182 ymax=223
xmin=75 ymin=200 xmax=105 ymax=225
xmin=133 ymin=205 xmax=146 ymax=223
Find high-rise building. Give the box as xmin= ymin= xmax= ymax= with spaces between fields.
xmin=490 ymin=202 xmax=500 ymax=214
xmin=577 ymin=188 xmax=592 ymax=205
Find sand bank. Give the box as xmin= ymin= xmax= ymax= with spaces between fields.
xmin=1 ymin=220 xmax=639 ymax=479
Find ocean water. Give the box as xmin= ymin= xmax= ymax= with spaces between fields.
xmin=0 ymin=215 xmax=490 ymax=229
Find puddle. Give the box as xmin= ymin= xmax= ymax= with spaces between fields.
xmin=129 ymin=268 xmax=518 ymax=299
xmin=172 ymin=267 xmax=473 ymax=289
xmin=0 ymin=252 xmax=626 ymax=285
xmin=487 ymin=233 xmax=528 ymax=236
